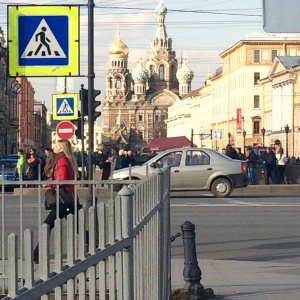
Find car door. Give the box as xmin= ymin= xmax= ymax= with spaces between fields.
xmin=154 ymin=151 xmax=183 ymax=188
xmin=181 ymin=150 xmax=215 ymax=189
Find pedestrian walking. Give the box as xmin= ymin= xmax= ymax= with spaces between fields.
xmin=107 ymin=147 xmax=122 ymax=173
xmin=15 ymin=149 xmax=28 ymax=180
xmin=26 ymin=149 xmax=40 ymax=186
xmin=245 ymin=146 xmax=258 ymax=185
xmin=33 ymin=139 xmax=86 ymax=263
xmin=42 ymin=147 xmax=54 ymax=180
xmin=263 ymin=147 xmax=277 ymax=184
xmin=276 ymin=147 xmax=288 ymax=184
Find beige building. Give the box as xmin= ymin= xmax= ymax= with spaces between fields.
xmin=167 ymin=33 xmax=300 ymax=154
xmin=260 ymin=56 xmax=300 ymax=157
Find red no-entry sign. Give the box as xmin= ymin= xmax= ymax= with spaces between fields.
xmin=56 ymin=121 xmax=75 ymax=140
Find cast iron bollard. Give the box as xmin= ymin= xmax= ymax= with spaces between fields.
xmin=181 ymin=221 xmax=214 ymax=299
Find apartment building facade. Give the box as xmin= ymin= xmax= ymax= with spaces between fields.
xmin=167 ymin=33 xmax=300 ymax=155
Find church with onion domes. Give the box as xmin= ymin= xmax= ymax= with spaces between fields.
xmin=101 ymin=0 xmax=194 ymax=151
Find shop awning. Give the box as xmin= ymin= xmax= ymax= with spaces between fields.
xmin=143 ymin=136 xmax=195 ymax=152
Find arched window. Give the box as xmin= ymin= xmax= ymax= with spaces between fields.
xmin=109 ymin=77 xmax=113 ymax=89
xmin=116 ymin=77 xmax=121 ymax=89
xmin=159 ymin=65 xmax=165 ymax=80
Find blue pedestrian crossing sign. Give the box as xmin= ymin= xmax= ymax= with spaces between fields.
xmin=53 ymin=93 xmax=79 ymax=121
xmin=8 ymin=6 xmax=79 ymax=76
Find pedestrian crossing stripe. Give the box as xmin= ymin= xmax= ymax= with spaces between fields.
xmin=57 ymin=99 xmax=74 ymax=115
xmin=52 ymin=93 xmax=78 ymax=121
xmin=21 ymin=19 xmax=66 ymax=59
xmin=8 ymin=5 xmax=79 ymax=76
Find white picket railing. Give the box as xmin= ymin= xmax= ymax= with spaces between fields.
xmin=0 ymin=168 xmax=171 ymax=299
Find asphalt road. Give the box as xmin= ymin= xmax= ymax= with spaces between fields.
xmin=170 ymin=191 xmax=300 ymax=265
xmin=1 ymin=191 xmax=300 ymax=266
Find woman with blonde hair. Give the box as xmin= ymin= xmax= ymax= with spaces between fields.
xmin=33 ymin=139 xmax=85 ymax=263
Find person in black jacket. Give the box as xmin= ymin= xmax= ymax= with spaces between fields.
xmin=263 ymin=147 xmax=277 ymax=184
xmin=225 ymin=144 xmax=239 ymax=159
xmin=236 ymin=147 xmax=246 ymax=160
xmin=245 ymin=146 xmax=258 ymax=185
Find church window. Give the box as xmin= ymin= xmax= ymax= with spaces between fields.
xmin=116 ymin=77 xmax=121 ymax=89
xmin=109 ymin=77 xmax=113 ymax=89
xmin=159 ymin=65 xmax=165 ymax=80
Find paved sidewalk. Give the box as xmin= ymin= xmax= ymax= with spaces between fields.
xmin=171 ymin=258 xmax=300 ymax=299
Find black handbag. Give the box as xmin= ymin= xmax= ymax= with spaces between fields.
xmin=45 ymin=186 xmax=75 ymax=210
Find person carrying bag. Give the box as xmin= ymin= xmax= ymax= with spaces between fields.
xmin=34 ymin=139 xmax=84 ymax=263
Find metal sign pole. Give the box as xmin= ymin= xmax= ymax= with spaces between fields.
xmin=87 ymin=0 xmax=95 ymax=208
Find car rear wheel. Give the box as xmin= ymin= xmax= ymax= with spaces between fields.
xmin=211 ymin=178 xmax=232 ymax=198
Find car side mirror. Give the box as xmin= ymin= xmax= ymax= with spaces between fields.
xmin=150 ymin=162 xmax=157 ymax=168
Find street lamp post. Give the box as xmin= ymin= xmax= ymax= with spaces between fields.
xmin=242 ymin=130 xmax=246 ymax=153
xmin=284 ymin=124 xmax=290 ymax=157
xmin=261 ymin=127 xmax=266 ymax=147
xmin=227 ymin=132 xmax=231 ymax=145
xmin=200 ymin=133 xmax=204 ymax=147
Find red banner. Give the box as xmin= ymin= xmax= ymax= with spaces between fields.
xmin=236 ymin=108 xmax=242 ymax=133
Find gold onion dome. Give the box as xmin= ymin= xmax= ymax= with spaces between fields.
xmin=108 ymin=32 xmax=129 ymax=57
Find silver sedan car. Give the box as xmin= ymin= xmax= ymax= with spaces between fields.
xmin=112 ymin=147 xmax=249 ymax=198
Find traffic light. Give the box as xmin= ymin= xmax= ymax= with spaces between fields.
xmin=93 ymin=89 xmax=101 ymax=121
xmin=75 ymin=111 xmax=82 ymax=139
xmin=80 ymin=88 xmax=88 ymax=116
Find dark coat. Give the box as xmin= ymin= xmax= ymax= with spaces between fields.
xmin=264 ymin=151 xmax=277 ymax=168
xmin=27 ymin=156 xmax=40 ymax=180
xmin=226 ymin=148 xmax=239 ymax=160
xmin=247 ymin=151 xmax=258 ymax=168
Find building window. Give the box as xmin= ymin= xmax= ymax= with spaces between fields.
xmin=159 ymin=65 xmax=165 ymax=80
xmin=138 ymin=131 xmax=143 ymax=140
xmin=253 ymin=121 xmax=260 ymax=134
xmin=272 ymin=49 xmax=278 ymax=61
xmin=116 ymin=77 xmax=121 ymax=89
xmin=254 ymin=49 xmax=260 ymax=63
xmin=254 ymin=95 xmax=260 ymax=108
xmin=254 ymin=72 xmax=260 ymax=85
xmin=138 ymin=114 xmax=143 ymax=122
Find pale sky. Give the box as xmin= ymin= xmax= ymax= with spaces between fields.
xmin=0 ymin=0 xmax=264 ymax=113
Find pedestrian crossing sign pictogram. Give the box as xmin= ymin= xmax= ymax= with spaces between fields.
xmin=53 ymin=93 xmax=78 ymax=120
xmin=8 ymin=5 xmax=79 ymax=77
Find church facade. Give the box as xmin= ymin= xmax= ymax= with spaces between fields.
xmin=101 ymin=1 xmax=194 ymax=151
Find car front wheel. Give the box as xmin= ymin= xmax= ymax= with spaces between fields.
xmin=211 ymin=178 xmax=232 ymax=198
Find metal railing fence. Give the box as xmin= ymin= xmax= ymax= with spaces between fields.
xmin=0 ymin=167 xmax=171 ymax=299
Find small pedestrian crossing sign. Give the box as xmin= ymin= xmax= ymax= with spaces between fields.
xmin=8 ymin=5 xmax=79 ymax=76
xmin=53 ymin=93 xmax=78 ymax=120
